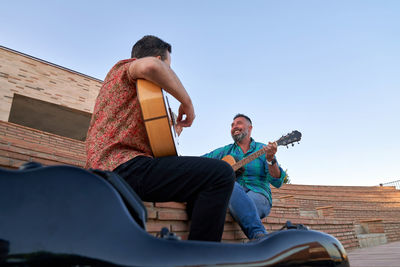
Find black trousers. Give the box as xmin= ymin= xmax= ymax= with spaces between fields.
xmin=113 ymin=156 xmax=235 ymax=242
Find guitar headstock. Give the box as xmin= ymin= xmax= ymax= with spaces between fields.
xmin=276 ymin=130 xmax=302 ymax=147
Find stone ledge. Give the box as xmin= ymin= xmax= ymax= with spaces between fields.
xmin=357 ymin=233 xmax=387 ymax=248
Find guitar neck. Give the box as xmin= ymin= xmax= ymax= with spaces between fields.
xmin=231 ymin=146 xmax=269 ymax=171
xmin=229 ymin=130 xmax=301 ymax=171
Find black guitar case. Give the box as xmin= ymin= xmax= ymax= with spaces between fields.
xmin=0 ymin=163 xmax=349 ymax=266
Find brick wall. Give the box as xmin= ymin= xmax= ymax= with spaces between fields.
xmin=0 ymin=121 xmax=85 ymax=168
xmin=384 ymin=222 xmax=400 ymax=243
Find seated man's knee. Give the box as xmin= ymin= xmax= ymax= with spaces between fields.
xmin=218 ymin=160 xmax=235 ymax=185
xmin=204 ymin=158 xmax=235 ymax=187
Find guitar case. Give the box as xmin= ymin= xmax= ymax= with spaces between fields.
xmin=0 ymin=163 xmax=349 ymax=266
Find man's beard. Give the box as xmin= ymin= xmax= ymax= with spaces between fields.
xmin=232 ymin=129 xmax=248 ymax=143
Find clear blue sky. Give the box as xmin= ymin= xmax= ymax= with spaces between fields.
xmin=2 ymin=1 xmax=399 ymax=186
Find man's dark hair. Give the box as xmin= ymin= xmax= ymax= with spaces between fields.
xmin=131 ymin=35 xmax=172 ymax=60
xmin=233 ymin=113 xmax=252 ymax=125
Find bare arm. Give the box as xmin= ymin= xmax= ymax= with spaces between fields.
xmin=128 ymin=57 xmax=195 ymax=127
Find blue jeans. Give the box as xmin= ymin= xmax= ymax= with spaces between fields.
xmin=229 ymin=182 xmax=271 ymax=239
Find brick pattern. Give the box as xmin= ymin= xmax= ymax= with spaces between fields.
xmin=143 ymin=198 xmax=361 ymax=250
xmin=0 ymin=121 xmax=85 ymax=168
xmin=270 ymin=185 xmax=400 ymax=250
xmin=141 ymin=183 xmax=400 ymax=250
xmin=316 ymin=206 xmax=334 ymax=217
xmin=384 ymin=222 xmax=400 ymax=243
xmin=360 ymin=220 xmax=385 ymax=234
xmin=0 ymin=46 xmax=102 ymax=122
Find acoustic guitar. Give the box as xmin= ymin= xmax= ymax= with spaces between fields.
xmin=222 ymin=130 xmax=302 ymax=171
xmin=136 ymin=79 xmax=179 ymax=157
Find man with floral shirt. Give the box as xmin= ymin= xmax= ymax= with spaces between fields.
xmin=203 ymin=114 xmax=287 ymax=241
xmin=86 ymin=35 xmax=235 ymax=242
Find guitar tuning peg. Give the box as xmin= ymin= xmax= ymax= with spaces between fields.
xmin=292 ymin=143 xmax=294 ymax=147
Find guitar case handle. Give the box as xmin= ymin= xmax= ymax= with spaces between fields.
xmin=279 ymin=220 xmax=309 ymax=231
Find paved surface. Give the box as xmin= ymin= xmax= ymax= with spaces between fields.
xmin=347 ymin=241 xmax=400 ymax=267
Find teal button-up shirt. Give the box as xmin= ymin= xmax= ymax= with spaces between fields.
xmin=202 ymin=138 xmax=286 ymax=206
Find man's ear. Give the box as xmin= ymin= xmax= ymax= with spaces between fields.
xmin=156 ymin=55 xmax=162 ymax=60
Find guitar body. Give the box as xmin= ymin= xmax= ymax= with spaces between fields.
xmin=136 ymin=79 xmax=178 ymax=157
xmin=222 ymin=155 xmax=237 ymax=166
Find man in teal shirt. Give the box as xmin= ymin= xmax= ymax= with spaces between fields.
xmin=203 ymin=114 xmax=286 ymax=240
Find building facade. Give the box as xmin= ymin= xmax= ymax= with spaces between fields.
xmin=0 ymin=46 xmax=102 ymax=168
